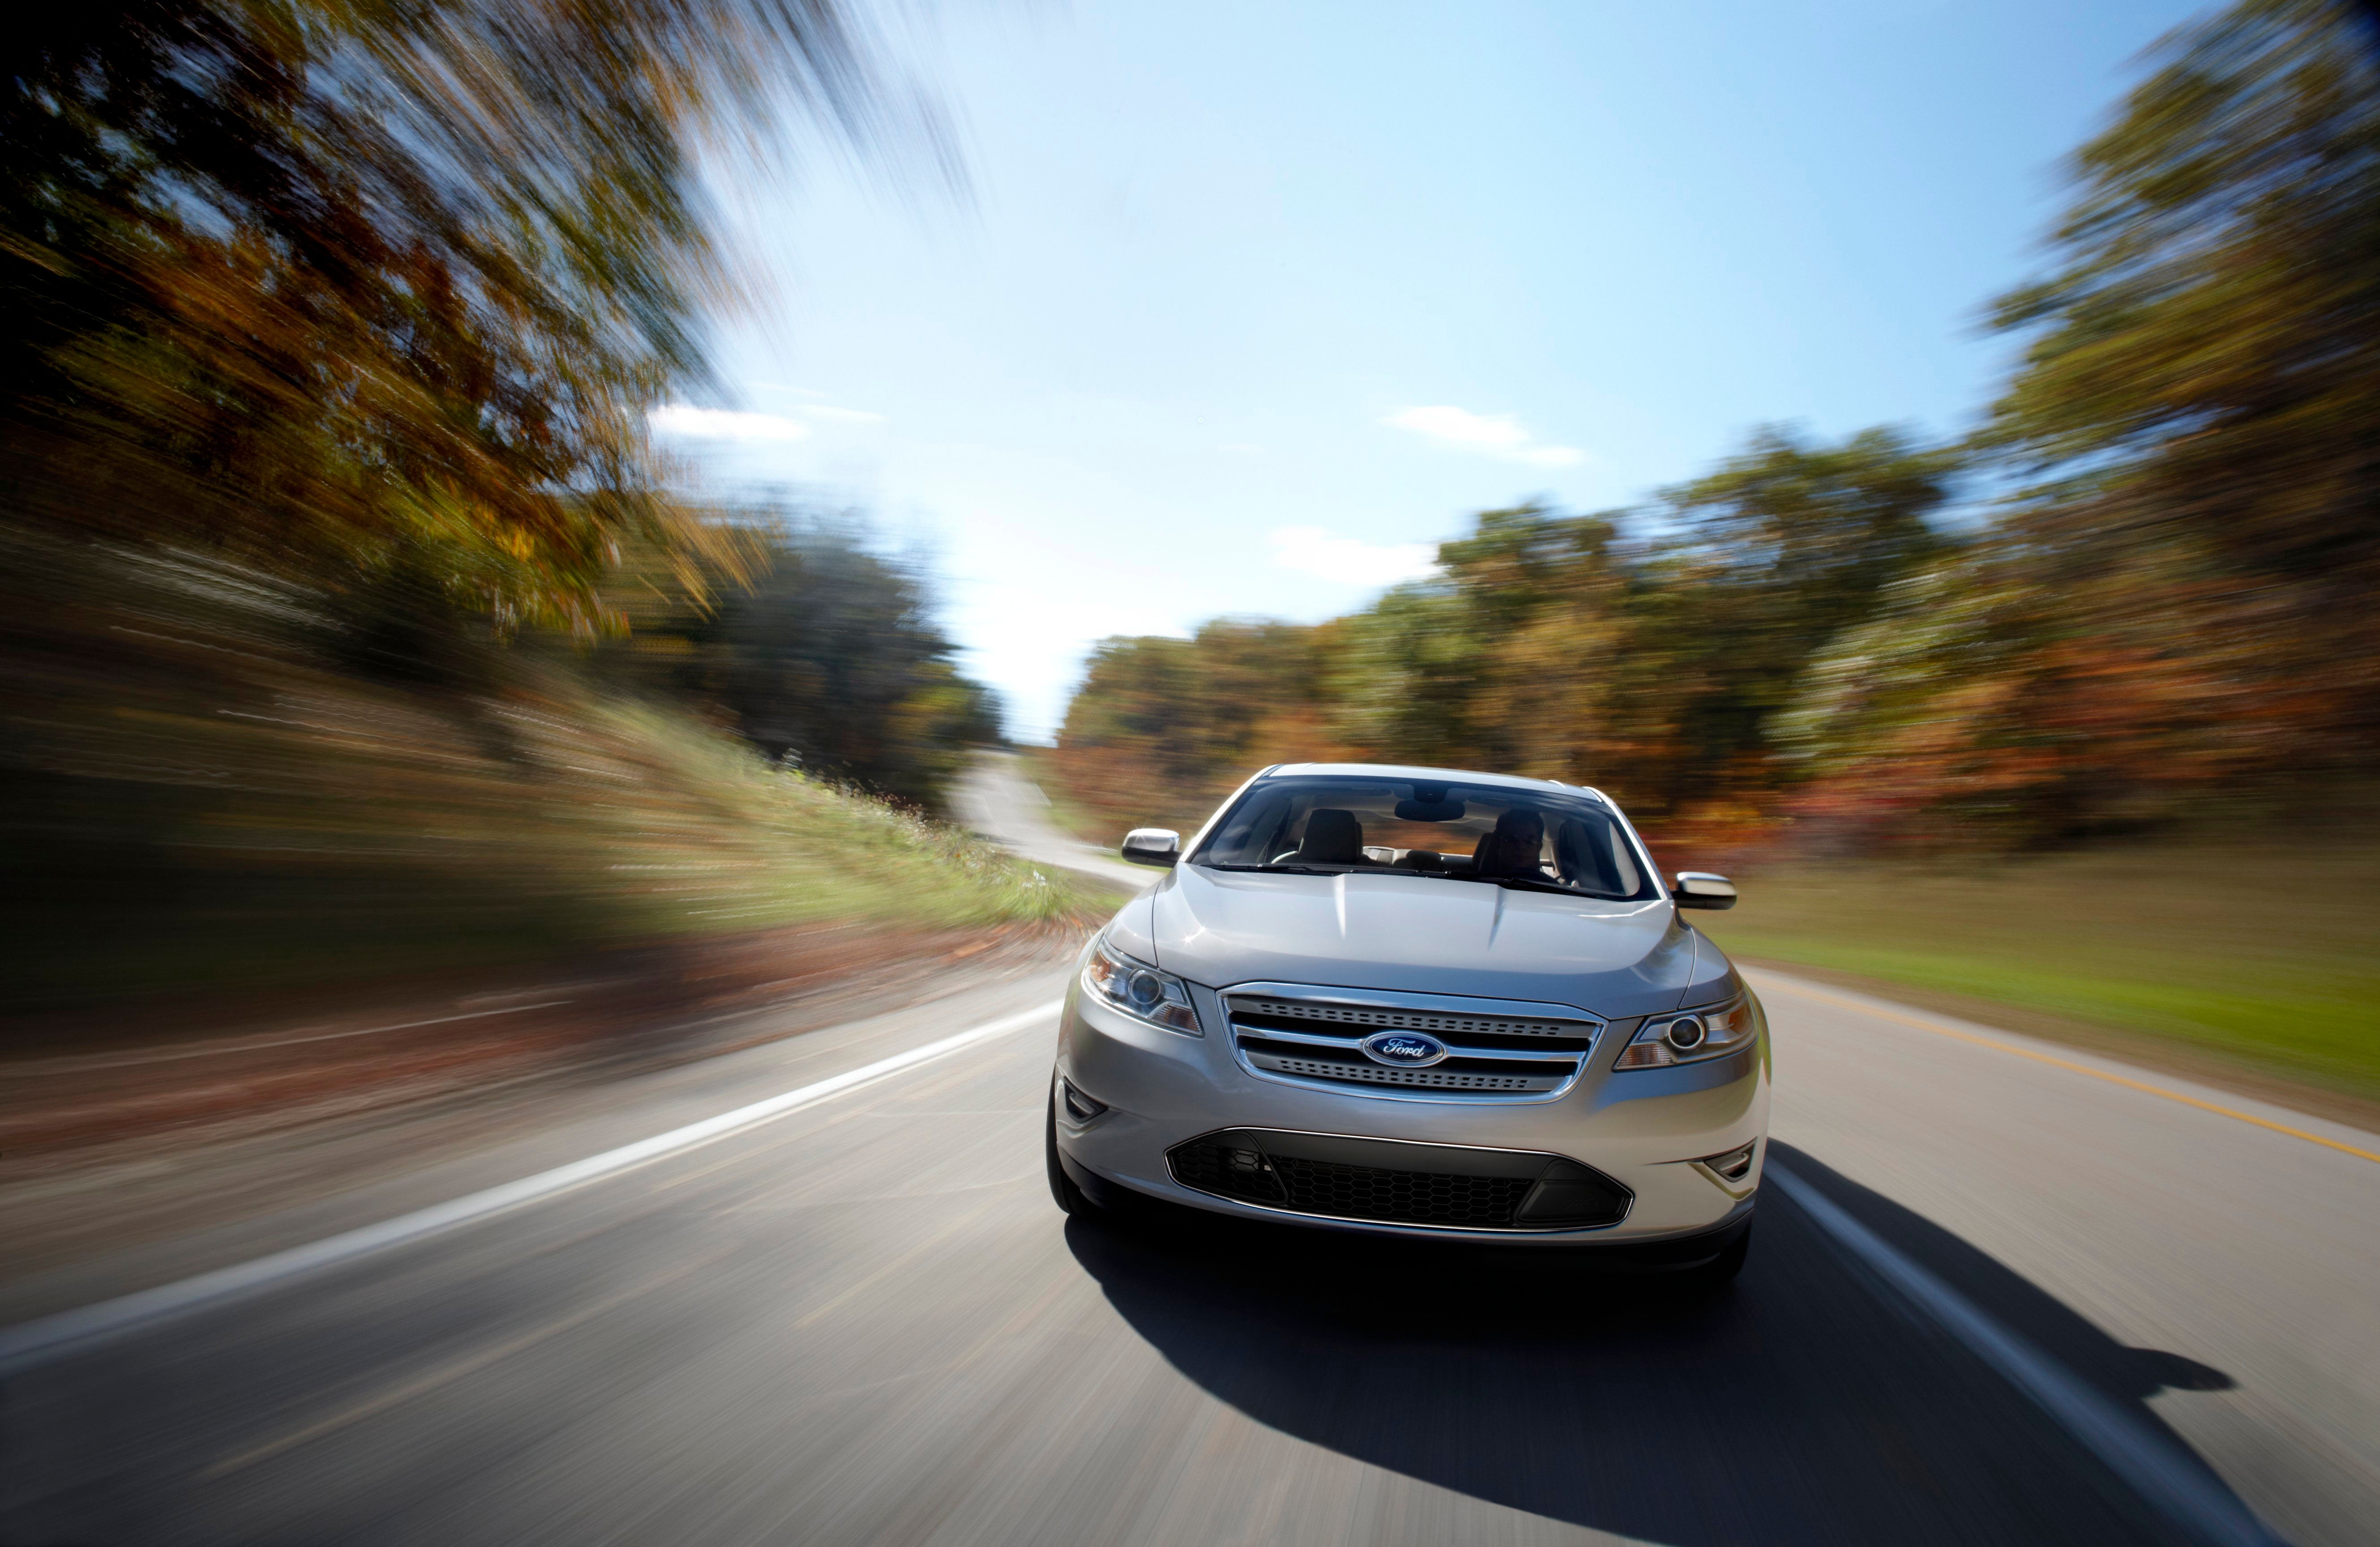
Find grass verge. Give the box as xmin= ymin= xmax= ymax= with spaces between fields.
xmin=2 ymin=526 xmax=1110 ymax=1016
xmin=1699 ymin=832 xmax=2380 ymax=1118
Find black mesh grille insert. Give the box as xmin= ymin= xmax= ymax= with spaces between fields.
xmin=1163 ymin=1134 xmax=1618 ymax=1229
xmin=1270 ymin=1154 xmax=1532 ymax=1227
xmin=1166 ymin=1132 xmax=1580 ymax=1228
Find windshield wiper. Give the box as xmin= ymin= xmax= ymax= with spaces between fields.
xmin=1445 ymin=873 xmax=1624 ymax=900
xmin=1486 ymin=876 xmax=1582 ymax=897
xmin=1203 ymin=863 xmax=1624 ymax=897
xmin=1202 ymin=863 xmax=1352 ymax=876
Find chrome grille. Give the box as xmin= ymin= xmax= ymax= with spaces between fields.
xmin=1229 ymin=995 xmax=1584 ymax=1038
xmin=1259 ymin=1056 xmax=1545 ymax=1092
xmin=1224 ymin=986 xmax=1601 ymax=1102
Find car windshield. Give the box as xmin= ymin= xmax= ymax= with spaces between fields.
xmin=1191 ymin=775 xmax=1659 ymax=902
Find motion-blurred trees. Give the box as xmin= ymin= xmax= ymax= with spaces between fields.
xmin=1056 ymin=428 xmax=1960 ymax=841
xmin=1054 ymin=0 xmax=2380 ymax=855
xmin=1986 ymin=0 xmax=2380 ymax=588
xmin=2 ymin=0 xmax=902 ymax=635
xmin=1986 ymin=0 xmax=2380 ymax=749
xmin=1788 ymin=0 xmax=2380 ymax=843
xmin=0 ymin=1 xmax=1007 ymax=1010
xmin=608 ymin=516 xmax=1004 ymax=808
xmin=1054 ymin=620 xmax=1336 ymax=831
xmin=1626 ymin=427 xmax=1960 ymax=817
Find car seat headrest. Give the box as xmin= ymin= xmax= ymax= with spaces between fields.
xmin=1296 ymin=808 xmax=1365 ymax=863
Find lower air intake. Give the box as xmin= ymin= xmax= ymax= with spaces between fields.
xmin=1269 ymin=1154 xmax=1533 ymax=1227
xmin=1166 ymin=1129 xmax=1630 ymax=1231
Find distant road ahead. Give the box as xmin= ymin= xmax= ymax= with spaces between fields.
xmin=950 ymin=751 xmax=1151 ymax=889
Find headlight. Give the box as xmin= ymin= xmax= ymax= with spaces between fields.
xmin=1614 ymin=990 xmax=1757 ymax=1069
xmin=1083 ymin=936 xmax=1203 ymax=1036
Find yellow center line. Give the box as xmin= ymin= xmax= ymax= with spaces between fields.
xmin=1758 ymin=976 xmax=2380 ymax=1166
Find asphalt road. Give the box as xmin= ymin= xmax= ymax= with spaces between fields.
xmin=3 ymin=761 xmax=2375 ymax=1544
xmin=2 ymin=941 xmax=2377 ymax=1547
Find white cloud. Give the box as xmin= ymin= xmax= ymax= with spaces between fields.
xmin=1386 ymin=404 xmax=1528 ymax=450
xmin=800 ymin=404 xmax=888 ymax=425
xmin=1269 ymin=526 xmax=1439 ymax=589
xmin=1383 ymin=405 xmax=1586 ymax=468
xmin=649 ymin=404 xmax=812 ymax=442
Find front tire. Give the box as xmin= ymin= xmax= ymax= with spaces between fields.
xmin=1045 ymin=1087 xmax=1094 ymax=1216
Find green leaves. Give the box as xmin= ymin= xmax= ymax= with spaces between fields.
xmin=1983 ymin=0 xmax=2380 ymax=580
xmin=1054 ymin=428 xmax=1961 ymax=838
xmin=2 ymin=0 xmax=906 ymax=632
xmin=596 ymin=515 xmax=1003 ymax=810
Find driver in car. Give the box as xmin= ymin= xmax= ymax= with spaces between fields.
xmin=1472 ymin=808 xmax=1550 ymax=879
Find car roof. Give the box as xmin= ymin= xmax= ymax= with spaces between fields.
xmin=1259 ymin=762 xmax=1615 ymax=807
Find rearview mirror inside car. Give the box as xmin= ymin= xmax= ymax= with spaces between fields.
xmin=1672 ymin=871 xmax=1738 ymax=910
xmin=1121 ymin=828 xmax=1181 ymax=868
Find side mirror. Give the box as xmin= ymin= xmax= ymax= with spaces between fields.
xmin=1672 ymin=871 xmax=1738 ymax=910
xmin=1121 ymin=828 xmax=1181 ymax=868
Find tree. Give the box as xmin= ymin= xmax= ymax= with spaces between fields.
xmin=1986 ymin=0 xmax=2380 ymax=587
xmin=605 ymin=517 xmax=1003 ymax=809
xmin=1932 ymin=0 xmax=2380 ymax=820
xmin=2 ymin=0 xmax=919 ymax=638
xmin=1346 ymin=505 xmax=1648 ymax=786
xmin=1636 ymin=425 xmax=1961 ymax=813
xmin=1055 ymin=620 xmax=1335 ymax=833
xmin=1048 ymin=427 xmax=1958 ymax=838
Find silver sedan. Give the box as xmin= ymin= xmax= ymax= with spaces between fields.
xmin=1047 ymin=762 xmax=1765 ymax=1281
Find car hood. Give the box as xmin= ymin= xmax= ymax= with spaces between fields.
xmin=1143 ymin=865 xmax=1710 ymax=1020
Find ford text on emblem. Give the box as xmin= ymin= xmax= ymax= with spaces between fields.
xmin=1361 ymin=1030 xmax=1450 ymax=1068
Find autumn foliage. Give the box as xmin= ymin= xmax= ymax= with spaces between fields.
xmin=1055 ymin=0 xmax=2380 ymax=862
xmin=0 ymin=2 xmax=1019 ymax=1010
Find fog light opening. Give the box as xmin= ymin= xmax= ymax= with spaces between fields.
xmin=1059 ymin=1078 xmax=1109 ymax=1124
xmin=1700 ymin=1140 xmax=1756 ymax=1182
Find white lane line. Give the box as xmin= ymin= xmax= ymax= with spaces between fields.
xmin=0 ymin=1000 xmax=1062 ymax=1377
xmin=1767 ymin=1163 xmax=2287 ymax=1547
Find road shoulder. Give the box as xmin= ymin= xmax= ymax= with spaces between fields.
xmin=1748 ymin=965 xmax=2380 ymax=1154
xmin=0 ymin=942 xmax=1081 ymax=1320
xmin=1740 ymin=955 xmax=2380 ymax=1137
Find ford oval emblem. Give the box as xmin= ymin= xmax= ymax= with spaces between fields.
xmin=1361 ymin=1030 xmax=1450 ymax=1068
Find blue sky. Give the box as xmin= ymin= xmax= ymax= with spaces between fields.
xmin=662 ymin=0 xmax=2202 ymax=739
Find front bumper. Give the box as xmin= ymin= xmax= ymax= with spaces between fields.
xmin=1053 ymin=958 xmax=1769 ymax=1247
